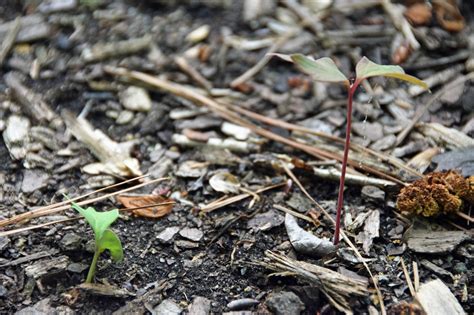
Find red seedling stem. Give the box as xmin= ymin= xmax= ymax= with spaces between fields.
xmin=333 ymin=79 xmax=361 ymax=245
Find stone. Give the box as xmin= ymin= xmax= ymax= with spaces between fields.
xmin=370 ymin=134 xmax=396 ymax=151
xmin=352 ymin=122 xmax=383 ymax=141
xmin=67 ymin=262 xmax=89 ymax=273
xmin=247 ymin=209 xmax=284 ymax=231
xmin=116 ymin=110 xmax=134 ymax=124
xmin=156 ymin=227 xmax=180 ymax=244
xmin=179 ymin=228 xmax=203 ymax=242
xmin=226 ymin=298 xmax=259 ymax=311
xmin=119 ymin=86 xmax=152 ymax=112
xmin=60 ymin=233 xmax=83 ymax=251
xmin=266 ymin=291 xmax=305 ymax=315
xmin=361 ymin=185 xmax=385 ymax=202
xmin=188 ymin=296 xmax=211 ymax=315
xmin=0 ymin=236 xmax=10 ymax=251
xmin=21 ymin=169 xmax=49 ymax=193
xmin=154 ymin=299 xmax=182 ymax=315
xmin=175 ymin=240 xmax=199 ymax=249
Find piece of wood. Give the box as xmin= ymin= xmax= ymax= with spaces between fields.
xmin=0 ymin=15 xmax=51 ymax=43
xmin=4 ymin=72 xmax=59 ymax=125
xmin=0 ymin=17 xmax=21 ymax=66
xmin=416 ymin=279 xmax=465 ymax=315
xmin=406 ymin=230 xmax=471 ymax=254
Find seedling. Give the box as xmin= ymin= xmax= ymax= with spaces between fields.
xmin=70 ymin=202 xmax=123 ymax=283
xmin=271 ymin=54 xmax=427 ymax=245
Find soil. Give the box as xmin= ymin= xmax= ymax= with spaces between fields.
xmin=0 ymin=1 xmax=473 ymax=314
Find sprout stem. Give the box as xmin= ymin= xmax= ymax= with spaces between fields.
xmin=334 ymin=81 xmax=360 ymax=245
xmin=86 ymin=248 xmax=100 ymax=283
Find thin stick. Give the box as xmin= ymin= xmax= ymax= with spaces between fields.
xmin=175 ymin=56 xmax=213 ymax=91
xmin=0 ymin=176 xmax=166 ymax=228
xmin=401 ymin=258 xmax=416 ymax=297
xmin=381 ymin=0 xmax=420 ymax=50
xmin=282 ymin=0 xmax=325 ymax=40
xmin=0 ymin=17 xmax=21 ymax=66
xmin=0 ymin=174 xmax=149 ymax=228
xmin=0 ymin=202 xmax=176 ymax=237
xmin=200 ymin=182 xmax=286 ymax=212
xmin=413 ymin=261 xmax=419 ymax=292
xmin=456 ymin=211 xmax=474 ymax=223
xmin=218 ymin=100 xmax=421 ymax=178
xmin=230 ymin=30 xmax=296 ymax=88
xmin=273 ymin=204 xmax=314 ymax=223
xmin=104 ymin=66 xmax=408 ymax=184
xmin=282 ymin=164 xmax=386 ymax=315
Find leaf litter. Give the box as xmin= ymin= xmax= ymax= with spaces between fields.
xmin=0 ymin=0 xmax=473 ymax=314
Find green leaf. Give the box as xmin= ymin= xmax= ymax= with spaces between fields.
xmin=355 ymin=56 xmax=428 ymax=89
xmin=71 ymin=202 xmax=119 ymax=242
xmin=98 ymin=229 xmax=123 ymax=262
xmin=270 ymin=53 xmax=349 ymax=84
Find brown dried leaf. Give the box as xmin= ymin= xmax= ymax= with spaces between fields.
xmin=404 ymin=3 xmax=432 ymax=26
xmin=116 ymin=194 xmax=174 ymax=219
xmin=433 ymin=0 xmax=465 ymax=32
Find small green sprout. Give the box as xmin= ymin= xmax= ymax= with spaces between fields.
xmin=271 ymin=53 xmax=427 ymax=245
xmin=71 ymin=202 xmax=123 ymax=283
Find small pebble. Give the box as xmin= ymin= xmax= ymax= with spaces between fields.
xmin=227 ymin=298 xmax=259 ymax=311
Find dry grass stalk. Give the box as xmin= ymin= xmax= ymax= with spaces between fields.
xmin=104 ymin=66 xmax=405 ymax=185
xmin=200 ymin=181 xmax=286 ymax=212
xmin=260 ymin=251 xmax=368 ymax=314
xmin=0 ymin=202 xmax=175 ymax=237
xmin=0 ymin=176 xmax=168 ymax=228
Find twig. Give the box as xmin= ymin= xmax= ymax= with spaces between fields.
xmin=282 ymin=0 xmax=326 ymax=41
xmin=175 ymin=56 xmax=213 ymax=91
xmin=0 ymin=174 xmax=148 ymax=228
xmin=230 ymin=30 xmax=296 ymax=88
xmin=0 ymin=202 xmax=176 ymax=237
xmin=200 ymin=182 xmax=285 ymax=212
xmin=401 ymin=258 xmax=416 ymax=298
xmin=409 ymin=64 xmax=464 ymax=97
xmin=381 ymin=0 xmax=420 ymax=50
xmin=396 ymin=72 xmax=474 ymax=146
xmin=413 ymin=261 xmax=419 ymax=292
xmin=0 ymin=17 xmax=21 ymax=66
xmin=219 ymin=100 xmax=420 ymax=179
xmin=282 ymin=165 xmax=387 ymax=314
xmin=404 ymin=50 xmax=470 ymax=71
xmin=456 ymin=211 xmax=474 ymax=223
xmin=273 ymin=204 xmax=314 ymax=223
xmin=261 ymin=251 xmax=368 ymax=313
xmin=104 ymin=66 xmax=409 ymax=184
xmin=312 ymin=167 xmax=397 ymax=188
xmin=0 ymin=176 xmax=167 ymax=228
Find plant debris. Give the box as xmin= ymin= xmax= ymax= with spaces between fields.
xmin=397 ymin=170 xmax=474 ymax=217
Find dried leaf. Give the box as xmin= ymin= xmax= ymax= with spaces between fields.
xmin=116 ymin=194 xmax=174 ymax=219
xmin=433 ymin=0 xmax=465 ymax=32
xmin=404 ymin=3 xmax=432 ymax=26
xmin=209 ymin=172 xmax=240 ymax=194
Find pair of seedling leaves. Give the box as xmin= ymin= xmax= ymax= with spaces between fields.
xmin=71 ymin=202 xmax=123 ymax=282
xmin=272 ymin=53 xmax=428 ymax=88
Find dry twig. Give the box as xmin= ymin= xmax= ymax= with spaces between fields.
xmin=260 ymin=251 xmax=368 ymax=314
